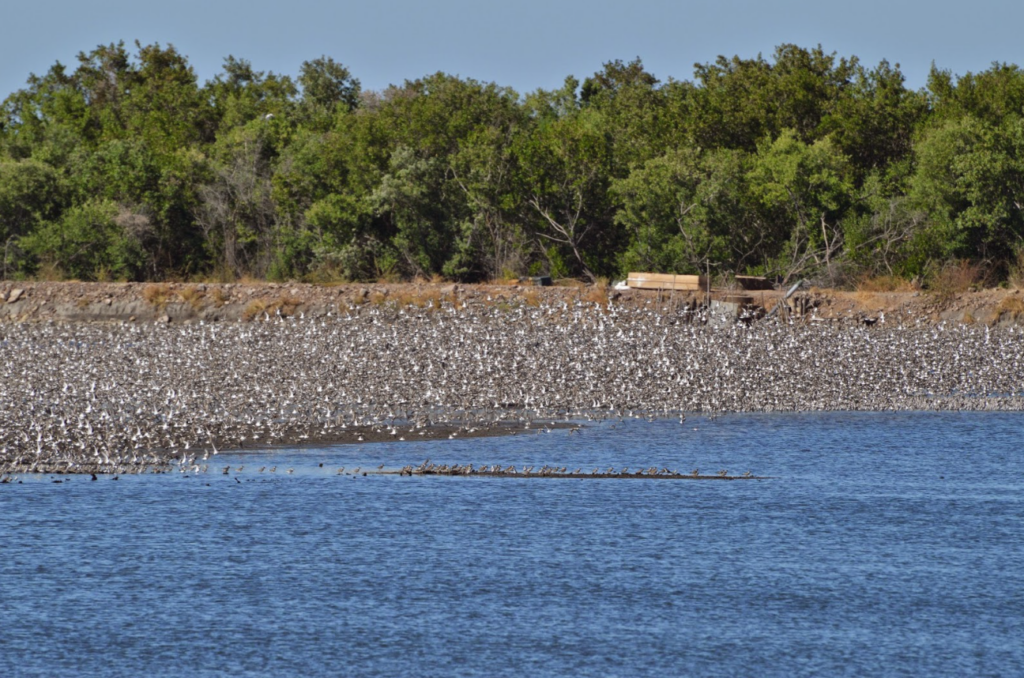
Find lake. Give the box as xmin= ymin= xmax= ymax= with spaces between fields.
xmin=2 ymin=412 xmax=1022 ymax=677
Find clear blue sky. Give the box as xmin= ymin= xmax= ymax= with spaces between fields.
xmin=4 ymin=0 xmax=1022 ymax=99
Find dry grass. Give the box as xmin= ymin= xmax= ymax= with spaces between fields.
xmin=75 ymin=298 xmax=91 ymax=309
xmin=519 ymin=288 xmax=542 ymax=307
xmin=392 ymin=291 xmax=418 ymax=307
xmin=438 ymin=285 xmax=459 ymax=302
xmin=176 ymin=285 xmax=206 ymax=311
xmin=302 ymin=263 xmax=348 ymax=285
xmin=928 ymin=260 xmax=988 ymax=302
xmin=416 ymin=289 xmax=442 ymax=309
xmin=384 ymin=289 xmax=444 ymax=310
xmin=856 ymin=274 xmax=920 ymax=293
xmin=242 ymin=294 xmax=303 ymax=321
xmin=412 ymin=274 xmax=446 ymax=285
xmin=369 ymin=291 xmax=388 ymax=305
xmin=996 ymin=295 xmax=1024 ymax=319
xmin=32 ymin=262 xmax=65 ymax=282
xmin=852 ymin=289 xmax=882 ymax=309
xmin=199 ymin=266 xmax=237 ymax=284
xmin=1008 ymin=249 xmax=1024 ymax=289
xmin=142 ymin=283 xmax=173 ymax=308
xmin=209 ymin=287 xmax=230 ymax=307
xmin=274 ymin=294 xmax=303 ymax=317
xmin=242 ymin=298 xmax=269 ymax=321
xmin=582 ymin=281 xmax=610 ymax=307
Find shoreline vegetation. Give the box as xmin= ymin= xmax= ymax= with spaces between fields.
xmin=2 ymin=285 xmax=1024 ymax=476
xmin=3 ymin=42 xmax=1024 ymax=291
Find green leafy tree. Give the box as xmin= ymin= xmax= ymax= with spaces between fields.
xmin=121 ymin=42 xmax=214 ymax=152
xmin=0 ymin=158 xmax=65 ymax=276
xmin=689 ymin=44 xmax=861 ymax=151
xmin=748 ymin=130 xmax=855 ymax=283
xmin=359 ymin=73 xmax=524 ymax=279
xmin=842 ymin=170 xmax=928 ymax=277
xmin=5 ymin=41 xmax=1024 ymax=285
xmin=580 ymin=58 xmax=665 ymax=172
xmin=927 ymin=62 xmax=1024 ymax=125
xmin=370 ymin=145 xmax=449 ymax=277
xmin=206 ymin=56 xmax=297 ymax=130
xmin=910 ymin=115 xmax=1024 ymax=265
xmin=515 ymin=101 xmax=616 ymax=281
xmin=197 ymin=121 xmax=284 ymax=277
xmin=446 ymin=124 xmax=530 ymax=279
xmin=612 ymin=148 xmax=742 ymax=274
xmin=297 ymin=56 xmax=360 ymax=131
xmin=826 ymin=60 xmax=927 ymax=176
xmin=269 ymin=122 xmax=373 ymax=279
xmin=21 ymin=199 xmax=147 ymax=280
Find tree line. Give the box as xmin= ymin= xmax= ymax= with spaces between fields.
xmin=2 ymin=40 xmax=1023 ymax=286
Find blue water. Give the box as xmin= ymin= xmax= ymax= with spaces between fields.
xmin=2 ymin=412 xmax=1023 ymax=677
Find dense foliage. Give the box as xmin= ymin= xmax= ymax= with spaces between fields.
xmin=3 ymin=41 xmax=1023 ymax=285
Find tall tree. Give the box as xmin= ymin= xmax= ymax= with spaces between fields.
xmin=515 ymin=103 xmax=615 ymax=280
xmin=612 ymin=148 xmax=743 ymax=274
xmin=747 ymin=130 xmax=855 ymax=283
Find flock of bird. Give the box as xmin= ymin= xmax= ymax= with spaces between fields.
xmin=2 ymin=298 xmax=1023 ymax=475
xmin=387 ymin=460 xmax=757 ymax=479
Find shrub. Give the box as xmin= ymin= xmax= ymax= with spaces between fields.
xmin=209 ymin=287 xmax=230 ymax=307
xmin=22 ymin=200 xmax=147 ymax=281
xmin=582 ymin=279 xmax=610 ymax=306
xmin=143 ymin=283 xmax=173 ymax=308
xmin=260 ymin=295 xmax=302 ymax=319
xmin=242 ymin=295 xmax=303 ymax=321
xmin=996 ymin=295 xmax=1024 ymax=319
xmin=927 ymin=260 xmax=988 ymax=302
xmin=177 ymin=286 xmax=206 ymax=311
xmin=1008 ymin=248 xmax=1024 ymax=290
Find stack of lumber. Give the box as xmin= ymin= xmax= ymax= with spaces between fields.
xmin=626 ymin=272 xmax=707 ymax=291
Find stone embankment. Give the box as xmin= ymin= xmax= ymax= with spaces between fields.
xmin=2 ymin=280 xmax=1024 ymax=326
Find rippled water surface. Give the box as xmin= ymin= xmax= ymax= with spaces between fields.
xmin=2 ymin=412 xmax=1023 ymax=677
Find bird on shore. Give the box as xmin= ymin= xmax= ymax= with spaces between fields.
xmin=3 ymin=294 xmax=1023 ymax=477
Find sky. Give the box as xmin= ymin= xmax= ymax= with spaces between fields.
xmin=4 ymin=0 xmax=1023 ymax=99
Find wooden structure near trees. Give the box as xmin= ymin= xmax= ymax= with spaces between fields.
xmin=626 ymin=272 xmax=707 ymax=291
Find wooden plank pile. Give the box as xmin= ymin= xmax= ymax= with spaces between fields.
xmin=626 ymin=272 xmax=707 ymax=291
